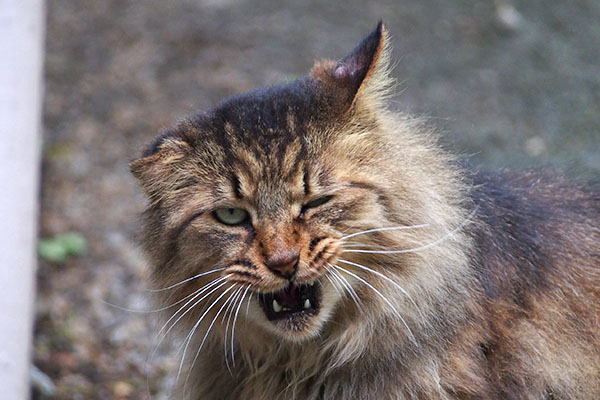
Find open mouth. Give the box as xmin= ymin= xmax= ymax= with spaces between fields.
xmin=260 ymin=282 xmax=321 ymax=321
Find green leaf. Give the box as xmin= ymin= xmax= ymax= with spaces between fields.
xmin=59 ymin=232 xmax=87 ymax=255
xmin=38 ymin=240 xmax=68 ymax=263
xmin=38 ymin=232 xmax=87 ymax=263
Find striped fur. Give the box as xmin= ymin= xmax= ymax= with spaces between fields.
xmin=131 ymin=23 xmax=600 ymax=399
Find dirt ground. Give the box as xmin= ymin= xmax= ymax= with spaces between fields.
xmin=35 ymin=1 xmax=599 ymax=398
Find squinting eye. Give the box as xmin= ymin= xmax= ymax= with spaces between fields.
xmin=302 ymin=196 xmax=333 ymax=214
xmin=214 ymin=208 xmax=249 ymax=226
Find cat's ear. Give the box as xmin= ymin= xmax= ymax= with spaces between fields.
xmin=130 ymin=133 xmax=192 ymax=197
xmin=311 ymin=21 xmax=391 ymax=113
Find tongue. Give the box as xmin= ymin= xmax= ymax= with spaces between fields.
xmin=276 ymin=284 xmax=300 ymax=308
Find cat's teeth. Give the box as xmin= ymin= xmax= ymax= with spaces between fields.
xmin=304 ymin=299 xmax=311 ymax=309
xmin=272 ymin=299 xmax=283 ymax=313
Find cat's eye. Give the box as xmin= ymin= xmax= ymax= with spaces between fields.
xmin=214 ymin=208 xmax=249 ymax=226
xmin=301 ymin=196 xmax=333 ymax=216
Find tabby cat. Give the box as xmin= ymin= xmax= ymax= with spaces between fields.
xmin=131 ymin=23 xmax=600 ymax=399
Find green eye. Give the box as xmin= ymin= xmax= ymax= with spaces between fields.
xmin=214 ymin=208 xmax=249 ymax=225
xmin=302 ymin=196 xmax=333 ymax=213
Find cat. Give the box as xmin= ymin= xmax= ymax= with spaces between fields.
xmin=130 ymin=22 xmax=600 ymax=399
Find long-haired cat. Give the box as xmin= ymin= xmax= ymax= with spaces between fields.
xmin=131 ymin=23 xmax=600 ymax=399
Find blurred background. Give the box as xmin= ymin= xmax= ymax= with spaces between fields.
xmin=35 ymin=0 xmax=599 ymax=398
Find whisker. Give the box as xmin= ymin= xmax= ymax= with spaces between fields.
xmin=102 ymin=276 xmax=228 ymax=314
xmin=244 ymin=289 xmax=253 ymax=319
xmin=326 ymin=264 xmax=362 ymax=310
xmin=184 ymin=284 xmax=243 ymax=393
xmin=157 ymin=275 xmax=231 ymax=339
xmin=146 ymin=275 xmax=231 ymax=373
xmin=342 ymin=207 xmax=478 ymax=255
xmin=337 ymin=272 xmax=363 ymax=311
xmin=140 ymin=278 xmax=234 ymax=400
xmin=146 ymin=267 xmax=226 ymax=292
xmin=323 ymin=270 xmax=343 ymax=297
xmin=341 ymin=243 xmax=393 ymax=249
xmin=147 ymin=277 xmax=233 ymax=372
xmin=231 ymin=284 xmax=251 ymax=367
xmin=340 ymin=224 xmax=433 ymax=241
xmin=177 ymin=284 xmax=236 ymax=385
xmin=332 ymin=264 xmax=418 ymax=346
xmin=223 ymin=286 xmax=245 ymax=373
xmin=337 ymin=258 xmax=424 ymax=323
xmin=341 ymin=241 xmax=396 ymax=248
xmin=342 ymin=240 xmax=384 ymax=246
xmin=222 ymin=286 xmax=244 ymax=324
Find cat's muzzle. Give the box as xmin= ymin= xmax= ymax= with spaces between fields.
xmin=259 ymin=282 xmax=321 ymax=321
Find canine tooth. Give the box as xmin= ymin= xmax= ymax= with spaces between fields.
xmin=272 ymin=299 xmax=283 ymax=313
xmin=304 ymin=299 xmax=311 ymax=309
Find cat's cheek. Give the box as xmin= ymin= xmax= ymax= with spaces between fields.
xmin=240 ymin=299 xmax=269 ymax=329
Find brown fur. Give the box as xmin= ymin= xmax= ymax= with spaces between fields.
xmin=131 ymin=22 xmax=600 ymax=399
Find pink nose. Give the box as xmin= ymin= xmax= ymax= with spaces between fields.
xmin=265 ymin=250 xmax=299 ymax=279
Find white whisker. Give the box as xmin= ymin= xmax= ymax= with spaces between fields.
xmin=337 ymin=258 xmax=424 ymax=323
xmin=231 ymin=284 xmax=251 ymax=367
xmin=244 ymin=290 xmax=253 ymax=319
xmin=157 ymin=275 xmax=231 ymax=339
xmin=323 ymin=270 xmax=343 ymax=297
xmin=146 ymin=267 xmax=226 ymax=292
xmin=340 ymin=224 xmax=433 ymax=241
xmin=222 ymin=286 xmax=243 ymax=323
xmin=332 ymin=264 xmax=418 ymax=346
xmin=223 ymin=286 xmax=245 ymax=374
xmin=102 ymin=276 xmax=228 ymax=314
xmin=177 ymin=284 xmax=236 ymax=385
xmin=147 ymin=276 xmax=231 ymax=371
xmin=325 ymin=264 xmax=362 ymax=310
xmin=342 ymin=240 xmax=385 ymax=246
xmin=147 ymin=277 xmax=233 ymax=378
xmin=332 ymin=266 xmax=363 ymax=310
xmin=183 ymin=284 xmax=241 ymax=393
xmin=342 ymin=207 xmax=478 ymax=255
xmin=341 ymin=243 xmax=393 ymax=249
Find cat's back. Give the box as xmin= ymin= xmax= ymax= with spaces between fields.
xmin=469 ymin=169 xmax=600 ymax=290
xmin=464 ymin=169 xmax=600 ymax=399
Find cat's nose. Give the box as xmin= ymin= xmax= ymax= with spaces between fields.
xmin=265 ymin=250 xmax=300 ymax=279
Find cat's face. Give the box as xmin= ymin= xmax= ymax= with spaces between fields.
xmin=133 ymin=86 xmax=389 ymax=341
xmin=132 ymin=24 xmax=403 ymax=342
xmin=164 ymin=128 xmax=358 ymax=340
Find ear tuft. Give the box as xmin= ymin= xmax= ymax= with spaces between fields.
xmin=130 ymin=132 xmax=192 ymax=181
xmin=311 ymin=21 xmax=390 ymax=112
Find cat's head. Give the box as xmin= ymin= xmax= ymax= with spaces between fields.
xmin=131 ymin=22 xmax=465 ymax=344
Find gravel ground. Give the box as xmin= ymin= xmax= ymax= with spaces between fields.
xmin=35 ymin=1 xmax=599 ymax=398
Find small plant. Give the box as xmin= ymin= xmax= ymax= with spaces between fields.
xmin=38 ymin=232 xmax=87 ymax=263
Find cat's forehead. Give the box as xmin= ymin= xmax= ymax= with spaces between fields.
xmin=176 ymin=81 xmax=334 ymax=204
xmin=201 ymin=78 xmax=331 ymax=152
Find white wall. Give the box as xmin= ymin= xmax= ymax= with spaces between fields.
xmin=0 ymin=0 xmax=45 ymax=398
